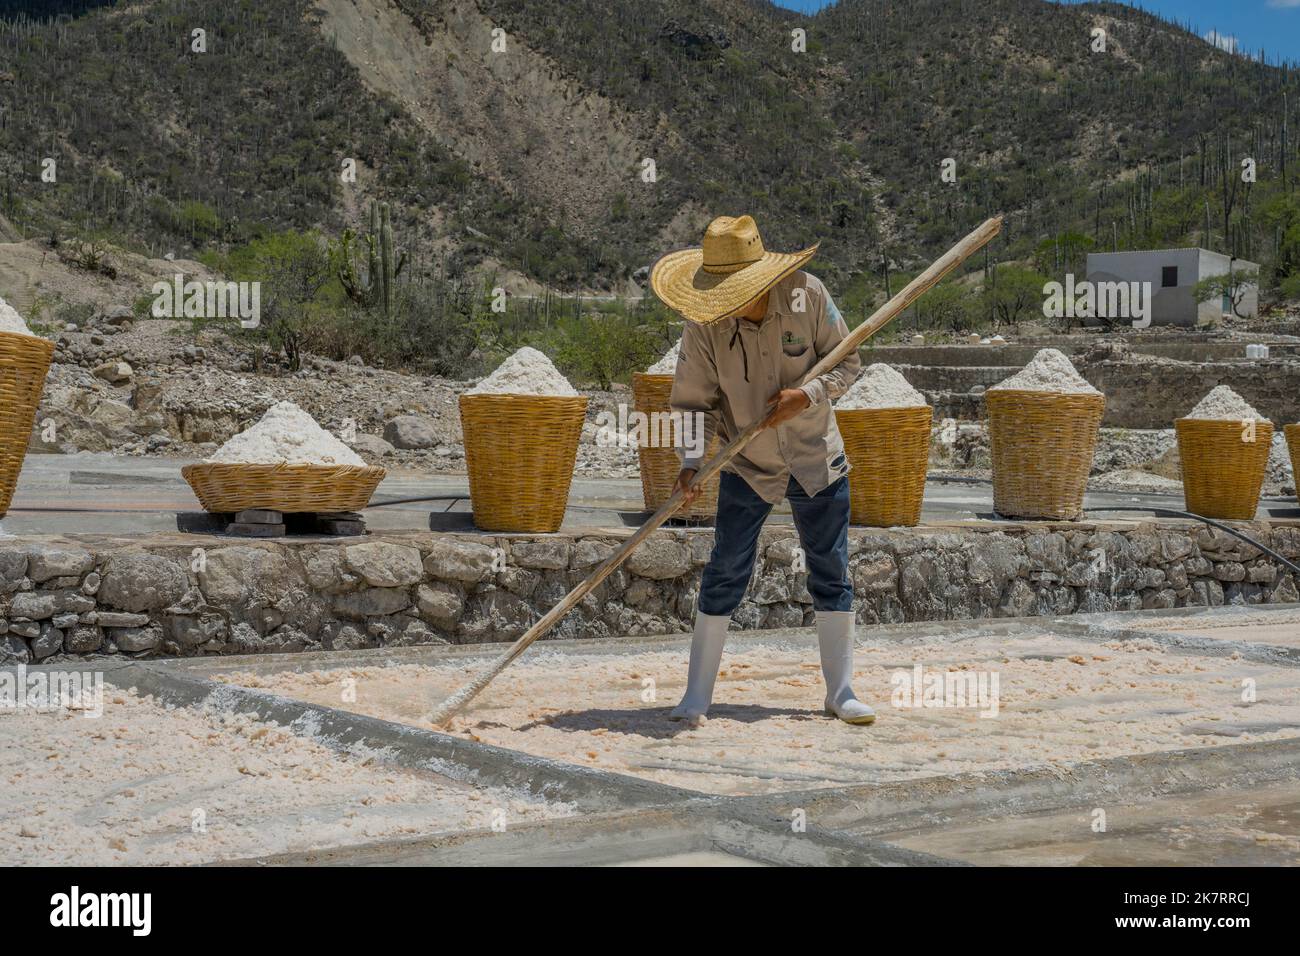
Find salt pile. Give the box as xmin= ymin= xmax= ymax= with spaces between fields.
xmin=646 ymin=340 xmax=681 ymax=375
xmin=836 ymin=363 xmax=927 ymax=409
xmin=207 ymin=401 xmax=365 ymax=466
xmin=1184 ymin=385 xmax=1267 ymax=422
xmin=989 ymin=348 xmax=1100 ymax=394
xmin=0 ymin=295 xmax=33 ymax=337
xmin=467 ymin=346 xmax=579 ymax=397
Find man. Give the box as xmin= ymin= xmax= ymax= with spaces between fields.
xmin=650 ymin=214 xmax=874 ymax=726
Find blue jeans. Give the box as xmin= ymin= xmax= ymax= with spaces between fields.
xmin=698 ymin=471 xmax=853 ymax=616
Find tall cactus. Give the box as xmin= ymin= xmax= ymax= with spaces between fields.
xmin=380 ymin=202 xmax=394 ymax=318
xmin=337 ymin=200 xmax=405 ymax=317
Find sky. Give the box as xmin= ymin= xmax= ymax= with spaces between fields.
xmin=772 ymin=1 xmax=1300 ymax=64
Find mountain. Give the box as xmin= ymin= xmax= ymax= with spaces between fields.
xmin=0 ymin=0 xmax=1295 ymax=294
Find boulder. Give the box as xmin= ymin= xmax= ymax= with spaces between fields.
xmin=333 ymin=587 xmax=411 ymax=619
xmin=349 ymin=433 xmax=395 ymax=457
xmin=112 ymin=624 xmax=163 ymax=652
xmin=169 ymin=612 xmax=226 ymax=647
xmin=383 ymin=415 xmax=439 ymax=450
xmin=64 ymin=626 xmax=103 ymax=654
xmin=197 ymin=546 xmax=295 ymax=610
xmin=99 ymin=552 xmax=189 ymax=612
xmin=321 ymin=620 xmax=372 ymax=651
xmin=0 ymin=548 xmax=27 ymax=593
xmin=31 ymin=625 xmax=63 ymax=660
xmin=92 ymin=360 xmax=133 ymax=384
xmin=853 ymin=555 xmax=897 ymax=593
xmin=416 ymin=582 xmax=464 ymax=625
xmin=91 ymin=611 xmax=151 ymax=628
xmin=9 ymin=592 xmax=58 ymax=620
xmin=571 ymin=539 xmax=616 ymax=570
xmin=0 ymin=635 xmax=29 ymax=663
xmin=344 ymin=542 xmax=423 ymax=587
xmin=25 ymin=545 xmax=93 ymax=583
xmin=998 ymin=578 xmax=1037 ymax=617
xmin=626 ymin=536 xmax=691 ymax=580
xmin=389 ymin=619 xmax=448 ymax=647
xmin=422 ymin=539 xmax=498 ymax=584
xmin=510 ymin=540 xmax=570 ymax=570
xmin=303 ymin=548 xmax=360 ymax=593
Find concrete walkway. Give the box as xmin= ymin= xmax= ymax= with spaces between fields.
xmin=6 ymin=452 xmax=1298 ymax=536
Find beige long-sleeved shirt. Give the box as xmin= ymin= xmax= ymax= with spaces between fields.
xmin=669 ymin=270 xmax=862 ymax=504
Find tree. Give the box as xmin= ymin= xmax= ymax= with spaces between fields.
xmin=1193 ymin=266 xmax=1259 ymax=320
xmin=985 ymin=266 xmax=1050 ymax=331
xmin=220 ymin=230 xmax=333 ymax=370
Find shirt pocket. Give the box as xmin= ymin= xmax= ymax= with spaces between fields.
xmin=780 ymin=346 xmax=815 ymax=388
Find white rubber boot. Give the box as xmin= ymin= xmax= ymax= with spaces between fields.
xmin=817 ymin=610 xmax=876 ymax=725
xmin=669 ymin=612 xmax=730 ymax=726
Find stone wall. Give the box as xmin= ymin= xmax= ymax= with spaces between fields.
xmin=1 ymin=522 xmax=1297 ymax=663
xmin=1082 ymin=359 xmax=1300 ymax=429
xmin=923 ymin=359 xmax=1300 ymax=428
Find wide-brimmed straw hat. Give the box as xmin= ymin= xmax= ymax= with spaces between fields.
xmin=651 ymin=215 xmax=819 ymax=324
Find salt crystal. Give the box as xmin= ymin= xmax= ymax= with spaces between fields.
xmin=207 ymin=401 xmax=365 ymax=466
xmin=0 ymin=295 xmax=33 ymax=337
xmin=645 ymin=340 xmax=681 ymax=375
xmin=989 ymin=348 xmax=1100 ymax=395
xmin=836 ymin=363 xmax=927 ymax=409
xmin=1184 ymin=385 xmax=1267 ymax=422
xmin=466 ymin=346 xmax=579 ymax=397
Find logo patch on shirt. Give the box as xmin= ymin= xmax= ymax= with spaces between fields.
xmin=781 ymin=331 xmax=806 ymax=347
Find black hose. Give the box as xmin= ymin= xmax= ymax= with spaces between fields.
xmin=1081 ymin=506 xmax=1300 ymax=576
xmin=364 ymin=495 xmax=466 ymax=508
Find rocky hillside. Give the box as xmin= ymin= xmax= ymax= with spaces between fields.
xmin=0 ymin=0 xmax=1295 ymax=292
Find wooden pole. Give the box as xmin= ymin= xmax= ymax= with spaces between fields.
xmin=428 ymin=216 xmax=1004 ymax=726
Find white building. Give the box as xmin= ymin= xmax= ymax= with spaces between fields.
xmin=1085 ymin=248 xmax=1259 ymax=327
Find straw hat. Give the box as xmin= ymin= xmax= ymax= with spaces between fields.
xmin=651 ymin=215 xmax=819 ymax=324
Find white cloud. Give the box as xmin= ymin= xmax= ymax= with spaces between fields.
xmin=1204 ymin=29 xmax=1241 ymax=54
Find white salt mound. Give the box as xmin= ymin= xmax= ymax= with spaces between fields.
xmin=836 ymin=363 xmax=927 ymax=410
xmin=0 ymin=295 xmax=33 ymax=337
xmin=208 ymin=401 xmax=365 ymax=466
xmin=989 ymin=348 xmax=1100 ymax=394
xmin=1184 ymin=385 xmax=1267 ymax=422
xmin=646 ymin=340 xmax=681 ymax=375
xmin=467 ymin=346 xmax=579 ymax=397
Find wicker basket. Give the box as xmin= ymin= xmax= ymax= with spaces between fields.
xmin=1287 ymin=424 xmax=1300 ymax=505
xmin=631 ymin=372 xmax=719 ymax=518
xmin=835 ymin=406 xmax=931 ymax=527
xmin=0 ymin=331 xmax=56 ymax=518
xmin=1175 ymin=418 xmax=1273 ymax=520
xmin=986 ymin=390 xmax=1105 ymax=520
xmin=459 ymin=393 xmax=587 ymax=532
xmin=181 ymin=462 xmax=387 ymax=513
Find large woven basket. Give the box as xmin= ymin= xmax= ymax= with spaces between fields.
xmin=836 ymin=406 xmax=931 ymax=527
xmin=0 ymin=331 xmax=55 ymax=517
xmin=1287 ymin=424 xmax=1300 ymax=505
xmin=459 ymin=393 xmax=587 ymax=532
xmin=181 ymin=463 xmax=387 ymax=513
xmin=986 ymin=390 xmax=1105 ymax=520
xmin=1175 ymin=418 xmax=1273 ymax=520
xmin=631 ymin=372 xmax=719 ymax=518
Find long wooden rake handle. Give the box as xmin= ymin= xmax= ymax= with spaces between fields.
xmin=428 ymin=215 xmax=1004 ymax=726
